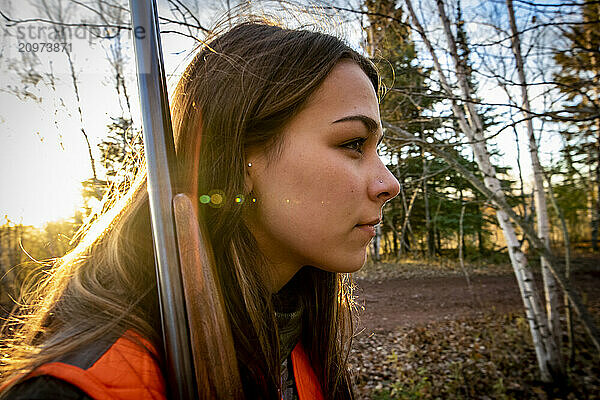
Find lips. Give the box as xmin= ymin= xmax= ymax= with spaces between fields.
xmin=355 ymin=224 xmax=376 ymax=237
xmin=357 ymin=217 xmax=381 ymax=226
xmin=355 ymin=217 xmax=381 ymax=237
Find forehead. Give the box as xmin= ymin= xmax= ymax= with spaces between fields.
xmin=302 ymin=60 xmax=380 ymax=119
xmin=258 ymin=61 xmax=381 ymax=162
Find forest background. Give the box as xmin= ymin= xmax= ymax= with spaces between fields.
xmin=0 ymin=0 xmax=599 ymax=398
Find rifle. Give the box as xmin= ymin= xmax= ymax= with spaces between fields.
xmin=129 ymin=1 xmax=243 ymax=398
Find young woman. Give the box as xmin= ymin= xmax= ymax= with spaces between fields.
xmin=0 ymin=21 xmax=399 ymax=399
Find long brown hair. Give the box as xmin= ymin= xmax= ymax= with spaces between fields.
xmin=1 ymin=21 xmax=378 ymax=399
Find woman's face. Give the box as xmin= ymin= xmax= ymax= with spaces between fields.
xmin=245 ymin=61 xmax=400 ymax=291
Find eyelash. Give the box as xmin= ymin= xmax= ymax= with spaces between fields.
xmin=342 ymin=137 xmax=367 ymax=154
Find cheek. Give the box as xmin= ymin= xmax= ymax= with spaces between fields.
xmin=256 ymin=155 xmax=368 ymax=270
xmin=275 ymin=158 xmax=359 ymax=228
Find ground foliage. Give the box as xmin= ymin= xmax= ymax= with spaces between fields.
xmin=354 ymin=258 xmax=514 ymax=282
xmin=349 ymin=308 xmax=600 ymax=399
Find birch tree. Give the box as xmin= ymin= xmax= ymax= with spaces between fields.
xmin=505 ymin=0 xmax=564 ymax=378
xmin=399 ymin=0 xmax=595 ymax=382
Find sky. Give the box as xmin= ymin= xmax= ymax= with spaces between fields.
xmin=0 ymin=0 xmax=200 ymax=226
xmin=0 ymin=0 xmax=574 ymax=227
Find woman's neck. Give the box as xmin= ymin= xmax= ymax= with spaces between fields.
xmin=267 ymin=261 xmax=303 ymax=293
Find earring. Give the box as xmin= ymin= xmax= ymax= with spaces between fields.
xmin=379 ymin=180 xmax=383 ymax=184
xmin=247 ymin=162 xmax=252 ymax=167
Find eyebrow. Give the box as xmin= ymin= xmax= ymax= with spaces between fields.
xmin=332 ymin=114 xmax=384 ymax=145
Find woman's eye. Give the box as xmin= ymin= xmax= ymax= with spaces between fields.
xmin=342 ymin=138 xmax=367 ymax=154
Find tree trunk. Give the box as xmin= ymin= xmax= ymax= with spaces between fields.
xmin=39 ymin=2 xmax=99 ymax=194
xmin=399 ymin=187 xmax=419 ymax=257
xmin=545 ymin=170 xmax=575 ymax=365
xmin=459 ymin=203 xmax=472 ymax=289
xmin=65 ymin=51 xmax=97 ymax=184
xmin=589 ymin=12 xmax=600 ymax=251
xmin=392 ymin=213 xmax=399 ymax=255
xmin=593 ymin=118 xmax=600 ymax=251
xmin=404 ymin=0 xmax=563 ymax=382
xmin=422 ymin=154 xmax=434 ymax=258
xmin=506 ymin=0 xmax=564 ymax=380
xmin=372 ymin=224 xmax=382 ymax=261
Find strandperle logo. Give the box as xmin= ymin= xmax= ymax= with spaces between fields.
xmin=5 ymin=23 xmax=147 ymax=58
xmin=15 ymin=24 xmax=133 ymax=47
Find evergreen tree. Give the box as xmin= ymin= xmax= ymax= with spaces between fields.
xmin=365 ymin=0 xmax=497 ymax=259
xmin=554 ymin=2 xmax=600 ymax=250
xmin=365 ymin=0 xmax=441 ymax=258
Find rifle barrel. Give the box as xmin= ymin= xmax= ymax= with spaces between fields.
xmin=129 ymin=0 xmax=196 ymax=398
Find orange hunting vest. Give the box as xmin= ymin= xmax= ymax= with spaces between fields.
xmin=8 ymin=331 xmax=324 ymax=400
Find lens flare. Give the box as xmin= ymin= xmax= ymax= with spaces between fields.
xmin=208 ymin=190 xmax=225 ymax=208
xmin=199 ymin=195 xmax=210 ymax=204
xmin=211 ymin=193 xmax=223 ymax=204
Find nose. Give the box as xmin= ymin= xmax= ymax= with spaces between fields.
xmin=368 ymin=159 xmax=400 ymax=204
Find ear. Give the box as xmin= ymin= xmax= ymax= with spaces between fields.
xmin=245 ymin=149 xmax=265 ymax=198
xmin=244 ymin=160 xmax=254 ymax=195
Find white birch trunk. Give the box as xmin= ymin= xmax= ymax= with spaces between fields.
xmin=506 ymin=0 xmax=564 ymax=379
xmin=404 ymin=0 xmax=555 ymax=381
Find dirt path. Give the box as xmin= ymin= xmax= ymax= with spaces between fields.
xmin=354 ymin=271 xmax=600 ymax=333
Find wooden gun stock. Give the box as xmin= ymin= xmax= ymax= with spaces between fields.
xmin=173 ymin=194 xmax=244 ymax=399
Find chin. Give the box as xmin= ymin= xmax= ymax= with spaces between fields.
xmin=349 ymin=256 xmax=368 ymax=273
xmin=328 ymin=252 xmax=368 ymax=274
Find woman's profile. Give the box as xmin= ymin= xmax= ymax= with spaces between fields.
xmin=0 ymin=20 xmax=400 ymax=399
